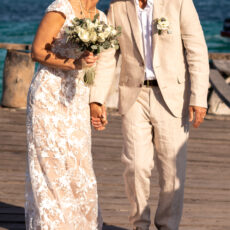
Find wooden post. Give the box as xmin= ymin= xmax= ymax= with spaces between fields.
xmin=1 ymin=50 xmax=35 ymax=108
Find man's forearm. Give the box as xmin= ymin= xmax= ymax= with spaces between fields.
xmin=180 ymin=0 xmax=209 ymax=108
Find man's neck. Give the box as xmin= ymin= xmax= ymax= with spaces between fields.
xmin=139 ymin=0 xmax=147 ymax=9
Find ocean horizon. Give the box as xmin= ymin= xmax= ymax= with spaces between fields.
xmin=0 ymin=0 xmax=230 ymax=97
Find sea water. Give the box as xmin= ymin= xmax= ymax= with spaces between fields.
xmin=0 ymin=0 xmax=230 ymax=98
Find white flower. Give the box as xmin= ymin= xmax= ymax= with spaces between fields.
xmin=78 ymin=28 xmax=90 ymax=42
xmin=111 ymin=28 xmax=118 ymax=36
xmin=97 ymin=32 xmax=106 ymax=42
xmin=98 ymin=28 xmax=111 ymax=42
xmin=97 ymin=26 xmax=113 ymax=42
xmin=156 ymin=17 xmax=171 ymax=34
xmin=97 ymin=24 xmax=103 ymax=32
xmin=89 ymin=31 xmax=97 ymax=42
xmin=86 ymin=19 xmax=95 ymax=30
xmin=157 ymin=18 xmax=169 ymax=30
xmin=74 ymin=26 xmax=81 ymax=33
xmin=94 ymin=19 xmax=99 ymax=26
xmin=104 ymin=26 xmax=112 ymax=36
xmin=105 ymin=26 xmax=112 ymax=33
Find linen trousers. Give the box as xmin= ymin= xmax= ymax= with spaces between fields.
xmin=121 ymin=86 xmax=189 ymax=230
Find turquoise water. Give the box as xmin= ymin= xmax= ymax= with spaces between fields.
xmin=0 ymin=0 xmax=230 ymax=97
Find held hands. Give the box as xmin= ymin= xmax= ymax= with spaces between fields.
xmin=90 ymin=103 xmax=108 ymax=131
xmin=189 ymin=106 xmax=207 ymax=128
xmin=74 ymin=51 xmax=98 ymax=70
xmin=90 ymin=104 xmax=206 ymax=129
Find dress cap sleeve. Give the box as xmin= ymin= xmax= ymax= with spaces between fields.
xmin=46 ymin=0 xmax=70 ymax=17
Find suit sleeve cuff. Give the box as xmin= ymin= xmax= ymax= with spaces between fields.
xmin=189 ymin=95 xmax=208 ymax=108
xmin=89 ymin=86 xmax=107 ymax=105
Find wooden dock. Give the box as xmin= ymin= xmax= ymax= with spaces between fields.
xmin=0 ymin=107 xmax=229 ymax=230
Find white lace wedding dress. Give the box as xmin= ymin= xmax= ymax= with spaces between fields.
xmin=25 ymin=0 xmax=106 ymax=229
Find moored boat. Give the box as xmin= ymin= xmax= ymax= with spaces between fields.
xmin=221 ymin=18 xmax=230 ymax=38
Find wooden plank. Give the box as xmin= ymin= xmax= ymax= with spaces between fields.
xmin=209 ymin=52 xmax=230 ymax=60
xmin=209 ymin=69 xmax=230 ymax=107
xmin=213 ymin=59 xmax=230 ymax=76
xmin=0 ymin=108 xmax=230 ymax=230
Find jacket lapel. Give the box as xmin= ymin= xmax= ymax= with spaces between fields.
xmin=152 ymin=0 xmax=164 ymax=67
xmin=126 ymin=0 xmax=144 ymax=61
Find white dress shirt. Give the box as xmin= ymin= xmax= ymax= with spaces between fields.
xmin=135 ymin=0 xmax=156 ymax=80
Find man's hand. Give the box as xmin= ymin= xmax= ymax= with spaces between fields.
xmin=90 ymin=103 xmax=108 ymax=131
xmin=189 ymin=106 xmax=207 ymax=128
xmin=101 ymin=105 xmax=108 ymax=127
xmin=74 ymin=51 xmax=98 ymax=70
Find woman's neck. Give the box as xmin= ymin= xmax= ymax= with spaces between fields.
xmin=69 ymin=0 xmax=98 ymax=19
xmin=84 ymin=0 xmax=97 ymax=11
xmin=71 ymin=0 xmax=96 ymax=12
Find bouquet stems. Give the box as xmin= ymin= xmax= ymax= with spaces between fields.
xmin=84 ymin=65 xmax=96 ymax=86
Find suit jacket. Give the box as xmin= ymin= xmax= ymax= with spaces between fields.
xmin=90 ymin=0 xmax=210 ymax=117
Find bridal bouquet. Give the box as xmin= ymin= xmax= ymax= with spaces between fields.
xmin=65 ymin=14 xmax=121 ymax=85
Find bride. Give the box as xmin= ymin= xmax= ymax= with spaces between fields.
xmin=25 ymin=0 xmax=107 ymax=229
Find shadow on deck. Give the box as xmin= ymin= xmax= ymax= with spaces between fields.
xmin=0 ymin=202 xmax=128 ymax=230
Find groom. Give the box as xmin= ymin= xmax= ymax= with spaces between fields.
xmin=90 ymin=0 xmax=209 ymax=229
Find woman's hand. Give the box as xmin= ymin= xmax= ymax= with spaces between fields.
xmin=74 ymin=51 xmax=98 ymax=70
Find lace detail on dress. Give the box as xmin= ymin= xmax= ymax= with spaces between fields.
xmin=25 ymin=1 xmax=106 ymax=229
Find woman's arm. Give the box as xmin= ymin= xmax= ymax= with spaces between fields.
xmin=32 ymin=11 xmax=76 ymax=70
xmin=32 ymin=12 xmax=98 ymax=70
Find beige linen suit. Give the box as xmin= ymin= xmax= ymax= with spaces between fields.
xmin=90 ymin=0 xmax=209 ymax=229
